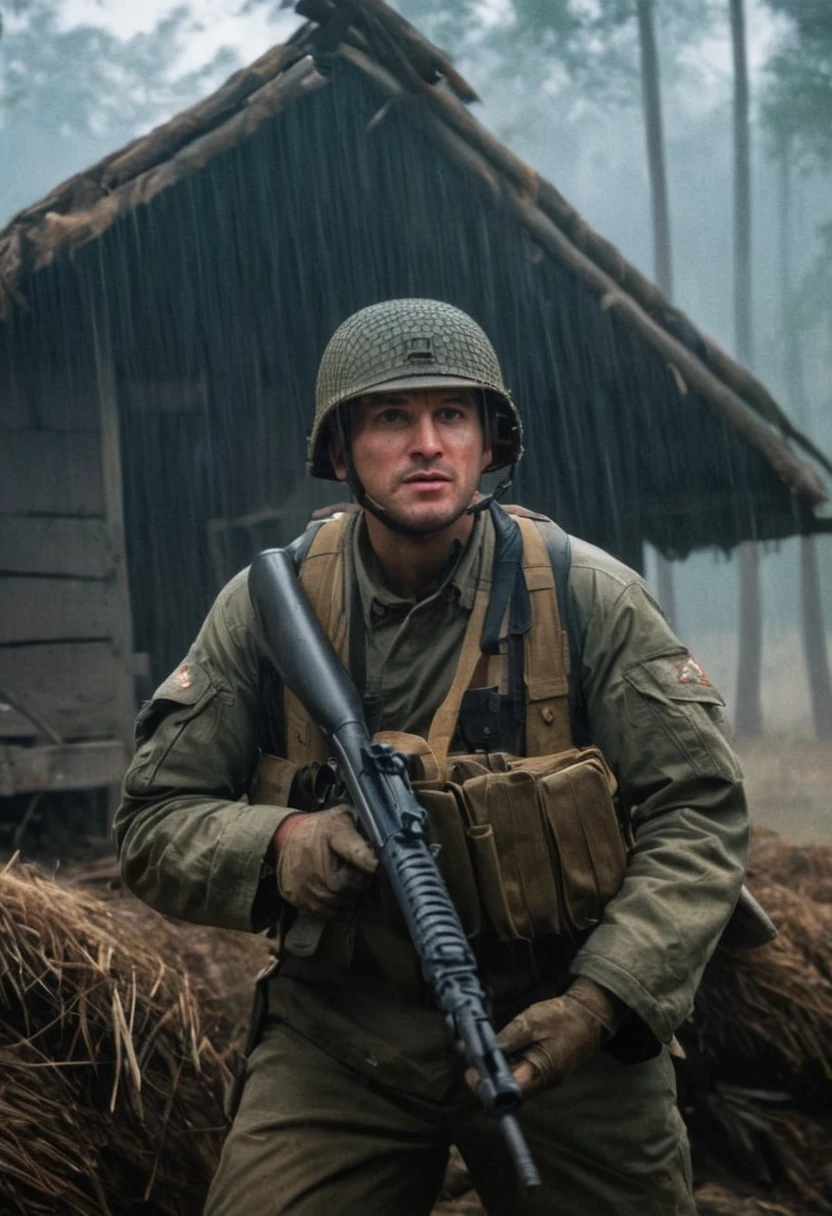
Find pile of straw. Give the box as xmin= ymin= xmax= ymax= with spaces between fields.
xmin=0 ymin=856 xmax=267 ymax=1215
xmin=3 ymin=828 xmax=831 ymax=1214
xmin=693 ymin=831 xmax=832 ymax=1081
xmin=678 ymin=830 xmax=832 ymax=1210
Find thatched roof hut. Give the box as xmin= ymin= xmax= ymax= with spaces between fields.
xmin=0 ymin=0 xmax=829 ymax=801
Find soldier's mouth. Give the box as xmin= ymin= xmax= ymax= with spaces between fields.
xmin=403 ymin=472 xmax=453 ymax=485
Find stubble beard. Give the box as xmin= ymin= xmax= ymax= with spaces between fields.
xmin=379 ymin=483 xmax=476 ymax=540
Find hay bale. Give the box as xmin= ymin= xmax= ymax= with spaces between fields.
xmin=677 ymin=831 xmax=832 ymax=1210
xmin=5 ymin=828 xmax=832 ymax=1214
xmin=689 ymin=831 xmax=832 ymax=1090
xmin=0 ymin=857 xmax=267 ymax=1216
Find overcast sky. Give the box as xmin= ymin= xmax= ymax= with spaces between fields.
xmin=60 ymin=0 xmax=300 ymax=73
xmin=58 ymin=0 xmax=783 ymax=101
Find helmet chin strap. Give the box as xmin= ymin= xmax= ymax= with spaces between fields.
xmin=343 ymin=454 xmax=516 ymax=540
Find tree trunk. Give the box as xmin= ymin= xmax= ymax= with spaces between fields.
xmin=729 ymin=0 xmax=762 ymax=736
xmin=777 ymin=143 xmax=807 ymax=411
xmin=779 ymin=143 xmax=832 ymax=738
xmin=734 ymin=542 xmax=763 ymax=737
xmin=730 ymin=0 xmax=752 ymax=365
xmin=637 ymin=0 xmax=672 ymax=299
xmin=801 ymin=535 xmax=832 ymax=739
xmin=636 ymin=0 xmax=677 ymax=626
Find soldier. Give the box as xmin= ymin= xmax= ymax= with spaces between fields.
xmin=115 ymin=299 xmax=749 ymax=1215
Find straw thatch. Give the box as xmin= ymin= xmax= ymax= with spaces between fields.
xmin=673 ymin=831 xmax=832 ymax=1211
xmin=0 ymin=855 xmax=268 ymax=1216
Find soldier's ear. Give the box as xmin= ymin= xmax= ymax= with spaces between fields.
xmin=329 ymin=434 xmax=348 ymax=482
xmin=480 ymin=437 xmax=493 ymax=474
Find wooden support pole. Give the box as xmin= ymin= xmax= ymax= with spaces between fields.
xmin=801 ymin=535 xmax=832 ymax=739
xmin=91 ymin=297 xmax=135 ymax=822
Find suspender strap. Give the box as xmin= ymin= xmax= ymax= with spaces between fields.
xmin=426 ymin=517 xmax=496 ymax=777
xmin=532 ymin=519 xmax=591 ymax=747
xmin=283 ymin=513 xmax=354 ymax=766
xmin=512 ymin=516 xmax=574 ymax=756
xmin=258 ymin=522 xmax=327 ymax=755
xmin=481 ymin=502 xmax=529 ymax=653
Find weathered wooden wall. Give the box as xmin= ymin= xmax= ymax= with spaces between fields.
xmin=0 ymin=352 xmax=132 ymax=795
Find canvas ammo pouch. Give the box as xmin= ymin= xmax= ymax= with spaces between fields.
xmin=385 ymin=735 xmax=627 ymax=945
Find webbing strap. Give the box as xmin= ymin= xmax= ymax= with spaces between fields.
xmin=532 ymin=520 xmax=590 ymax=747
xmin=512 ymin=516 xmax=573 ymax=755
xmin=425 ymin=584 xmax=492 ymax=779
xmin=297 ymin=512 xmax=352 ymax=657
xmin=283 ymin=513 xmax=353 ymax=766
xmin=257 ymin=523 xmax=327 ymax=756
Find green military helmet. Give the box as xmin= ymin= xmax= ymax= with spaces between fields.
xmin=308 ymin=299 xmax=523 ymax=479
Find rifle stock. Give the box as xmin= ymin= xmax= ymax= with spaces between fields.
xmin=249 ymin=547 xmax=541 ymax=1189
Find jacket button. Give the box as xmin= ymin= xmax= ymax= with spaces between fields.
xmin=540 ymin=706 xmax=555 ymax=724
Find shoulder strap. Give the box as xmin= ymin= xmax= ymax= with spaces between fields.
xmin=531 ymin=518 xmax=591 ymax=747
xmin=258 ymin=514 xmax=349 ymax=758
xmin=511 ymin=515 xmax=573 ymax=755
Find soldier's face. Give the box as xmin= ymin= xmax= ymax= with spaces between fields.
xmin=331 ymin=388 xmax=492 ymax=534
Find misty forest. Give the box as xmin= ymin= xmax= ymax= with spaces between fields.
xmin=1 ymin=1 xmax=832 ymax=1214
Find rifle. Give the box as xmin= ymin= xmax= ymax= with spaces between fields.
xmin=249 ymin=547 xmax=541 ymax=1190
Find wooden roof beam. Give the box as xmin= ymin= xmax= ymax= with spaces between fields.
xmin=344 ymin=25 xmax=829 ymax=477
xmin=342 ymin=44 xmax=826 ymax=508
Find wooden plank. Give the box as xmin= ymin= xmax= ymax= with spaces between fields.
xmin=0 ymin=517 xmax=113 ymax=577
xmin=120 ymin=374 xmax=207 ymax=414
xmin=0 ymin=364 xmax=30 ymax=429
xmin=0 ymin=578 xmax=115 ymax=643
xmin=0 ymin=642 xmax=119 ymax=739
xmin=32 ymin=376 xmax=99 ymax=431
xmin=93 ymin=305 xmax=136 ymax=775
xmin=0 ymin=740 xmax=126 ymax=795
xmin=1 ymin=363 xmax=99 ymax=431
xmin=0 ymin=432 xmax=103 ymax=515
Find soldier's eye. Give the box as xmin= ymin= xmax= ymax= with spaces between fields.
xmin=377 ymin=408 xmax=407 ymax=424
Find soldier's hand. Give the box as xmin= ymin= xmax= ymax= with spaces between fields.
xmin=275 ymin=805 xmax=378 ymax=919
xmin=471 ymin=978 xmax=624 ymax=1099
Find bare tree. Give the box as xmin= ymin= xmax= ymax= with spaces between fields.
xmin=765 ymin=7 xmax=832 ymax=740
xmin=635 ymin=0 xmax=677 ymax=624
xmin=730 ymin=0 xmax=763 ymax=738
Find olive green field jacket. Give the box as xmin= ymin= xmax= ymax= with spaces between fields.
xmin=114 ymin=513 xmax=749 ymax=1046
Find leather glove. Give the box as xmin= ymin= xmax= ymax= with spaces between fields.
xmin=470 ymin=977 xmax=625 ymax=1099
xmin=276 ymin=805 xmax=378 ymax=920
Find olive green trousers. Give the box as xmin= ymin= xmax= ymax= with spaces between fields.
xmin=204 ymin=982 xmax=695 ymax=1216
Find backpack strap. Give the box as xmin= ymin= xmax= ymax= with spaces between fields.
xmin=510 ymin=515 xmax=574 ymax=756
xmin=532 ymin=519 xmax=591 ymax=747
xmin=502 ymin=505 xmax=590 ymax=748
xmin=258 ymin=513 xmax=352 ymax=760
